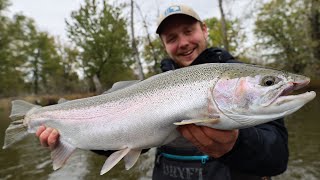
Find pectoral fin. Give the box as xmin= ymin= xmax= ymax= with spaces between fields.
xmin=100 ymin=148 xmax=130 ymax=175
xmin=51 ymin=140 xmax=76 ymax=170
xmin=174 ymin=118 xmax=220 ymax=126
xmin=123 ymin=149 xmax=141 ymax=170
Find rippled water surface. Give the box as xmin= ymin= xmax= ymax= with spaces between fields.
xmin=0 ymin=90 xmax=319 ymax=180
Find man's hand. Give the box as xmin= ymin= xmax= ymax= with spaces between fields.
xmin=35 ymin=125 xmax=60 ymax=150
xmin=177 ymin=124 xmax=239 ymax=158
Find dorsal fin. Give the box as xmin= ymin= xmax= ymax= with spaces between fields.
xmin=103 ymin=80 xmax=141 ymax=94
xmin=58 ymin=98 xmax=68 ymax=104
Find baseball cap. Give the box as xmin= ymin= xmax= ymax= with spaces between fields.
xmin=156 ymin=4 xmax=201 ymax=34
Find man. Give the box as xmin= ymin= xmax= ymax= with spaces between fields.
xmin=37 ymin=4 xmax=288 ymax=180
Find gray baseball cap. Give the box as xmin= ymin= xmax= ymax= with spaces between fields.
xmin=156 ymin=4 xmax=201 ymax=34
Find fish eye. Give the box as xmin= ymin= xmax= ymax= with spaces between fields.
xmin=261 ymin=76 xmax=277 ymax=86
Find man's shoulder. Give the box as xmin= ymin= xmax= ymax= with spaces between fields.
xmin=190 ymin=47 xmax=240 ymax=65
xmin=205 ymin=47 xmax=239 ymax=63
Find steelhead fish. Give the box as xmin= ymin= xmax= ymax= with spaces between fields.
xmin=3 ymin=63 xmax=316 ymax=175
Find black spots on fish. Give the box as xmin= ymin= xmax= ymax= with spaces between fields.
xmin=224 ymin=71 xmax=241 ymax=78
xmin=170 ymin=78 xmax=181 ymax=85
xmin=281 ymin=70 xmax=289 ymax=77
xmin=260 ymin=76 xmax=281 ymax=86
xmin=225 ymin=71 xmax=232 ymax=77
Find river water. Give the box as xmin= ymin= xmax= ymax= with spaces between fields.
xmin=0 ymin=90 xmax=319 ymax=180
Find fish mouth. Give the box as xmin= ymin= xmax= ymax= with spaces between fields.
xmin=271 ymin=91 xmax=316 ymax=107
xmin=271 ymin=78 xmax=315 ymax=106
xmin=279 ymin=78 xmax=310 ymax=96
xmin=266 ymin=78 xmax=311 ymax=107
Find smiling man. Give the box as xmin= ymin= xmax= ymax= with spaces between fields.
xmin=158 ymin=14 xmax=208 ymax=67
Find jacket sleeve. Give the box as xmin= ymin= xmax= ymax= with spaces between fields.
xmin=219 ymin=119 xmax=289 ymax=176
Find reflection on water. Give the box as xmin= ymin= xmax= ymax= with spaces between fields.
xmin=0 ymin=91 xmax=319 ymax=180
xmin=0 ymin=134 xmax=155 ymax=180
xmin=48 ymin=150 xmax=89 ymax=180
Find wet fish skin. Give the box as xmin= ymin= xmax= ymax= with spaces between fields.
xmin=2 ymin=63 xmax=316 ymax=175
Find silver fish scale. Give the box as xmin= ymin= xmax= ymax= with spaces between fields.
xmin=34 ymin=64 xmax=220 ymax=112
xmin=33 ymin=63 xmax=288 ymax=114
xmin=27 ymin=62 xmax=306 ymax=149
xmin=28 ymin=65 xmax=240 ymax=148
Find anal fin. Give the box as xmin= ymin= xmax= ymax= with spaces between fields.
xmin=174 ymin=118 xmax=220 ymax=126
xmin=100 ymin=148 xmax=130 ymax=175
xmin=124 ymin=149 xmax=141 ymax=170
xmin=51 ymin=139 xmax=76 ymax=170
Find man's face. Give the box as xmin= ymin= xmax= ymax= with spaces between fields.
xmin=159 ymin=15 xmax=208 ymax=67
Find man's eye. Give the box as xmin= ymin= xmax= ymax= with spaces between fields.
xmin=167 ymin=37 xmax=176 ymax=43
xmin=185 ymin=29 xmax=192 ymax=35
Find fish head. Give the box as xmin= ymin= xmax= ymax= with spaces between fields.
xmin=211 ymin=65 xmax=316 ymax=128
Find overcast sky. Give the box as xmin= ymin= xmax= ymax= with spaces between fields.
xmin=7 ymin=0 xmax=254 ymax=42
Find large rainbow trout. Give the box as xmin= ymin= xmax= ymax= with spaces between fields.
xmin=3 ymin=63 xmax=316 ymax=175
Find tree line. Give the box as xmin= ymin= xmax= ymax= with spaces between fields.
xmin=0 ymin=0 xmax=319 ymax=97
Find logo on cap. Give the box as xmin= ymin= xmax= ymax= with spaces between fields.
xmin=164 ymin=5 xmax=181 ymax=16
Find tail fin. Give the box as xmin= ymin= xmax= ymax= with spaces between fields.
xmin=9 ymin=100 xmax=40 ymax=121
xmin=3 ymin=100 xmax=40 ymax=149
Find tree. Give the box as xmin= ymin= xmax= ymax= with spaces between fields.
xmin=218 ymin=0 xmax=229 ymax=51
xmin=142 ymin=37 xmax=167 ymax=75
xmin=0 ymin=1 xmax=82 ymax=97
xmin=56 ymin=42 xmax=83 ymax=93
xmin=254 ymin=0 xmax=320 ymax=76
xmin=11 ymin=15 xmax=66 ymax=95
xmin=0 ymin=0 xmax=9 ymax=13
xmin=0 ymin=1 xmax=24 ymax=96
xmin=0 ymin=14 xmax=32 ymax=96
xmin=130 ymin=0 xmax=144 ymax=80
xmin=135 ymin=2 xmax=161 ymax=74
xmin=309 ymin=0 xmax=320 ymax=71
xmin=205 ymin=17 xmax=247 ymax=59
xmin=34 ymin=33 xmax=66 ymax=94
xmin=66 ymin=0 xmax=135 ymax=93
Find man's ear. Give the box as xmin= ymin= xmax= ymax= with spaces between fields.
xmin=201 ymin=22 xmax=209 ymax=38
xmin=159 ymin=35 xmax=167 ymax=49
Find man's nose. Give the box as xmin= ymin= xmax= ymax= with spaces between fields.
xmin=178 ymin=36 xmax=189 ymax=49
